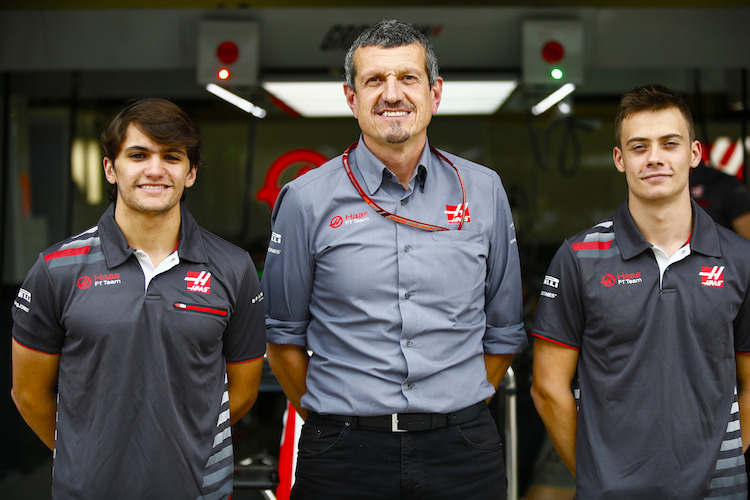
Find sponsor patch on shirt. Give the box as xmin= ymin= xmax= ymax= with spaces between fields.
xmin=700 ymin=266 xmax=724 ymax=287
xmin=330 ymin=211 xmax=370 ymax=228
xmin=540 ymin=275 xmax=560 ymax=299
xmin=17 ymin=288 xmax=31 ymax=303
xmin=543 ymin=275 xmax=559 ymax=288
xmin=13 ymin=288 xmax=31 ymax=313
xmin=600 ymin=272 xmax=642 ymax=287
xmin=185 ymin=271 xmax=211 ymax=294
xmin=268 ymin=231 xmax=282 ymax=255
xmin=444 ymin=203 xmax=470 ymax=224
xmin=76 ymin=273 xmax=122 ymax=290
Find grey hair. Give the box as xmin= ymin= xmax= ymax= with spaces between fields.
xmin=344 ymin=19 xmax=439 ymax=91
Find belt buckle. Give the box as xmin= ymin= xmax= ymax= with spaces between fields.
xmin=391 ymin=413 xmax=408 ymax=433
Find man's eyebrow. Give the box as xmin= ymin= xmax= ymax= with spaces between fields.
xmin=162 ymin=147 xmax=186 ymax=154
xmin=625 ymin=133 xmax=683 ymax=145
xmin=122 ymin=145 xmax=186 ymax=154
xmin=360 ymin=66 xmax=423 ymax=78
xmin=123 ymin=145 xmax=151 ymax=152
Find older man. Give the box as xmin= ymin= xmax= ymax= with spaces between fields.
xmin=263 ymin=19 xmax=526 ymax=499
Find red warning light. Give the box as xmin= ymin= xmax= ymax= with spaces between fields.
xmin=218 ymin=68 xmax=231 ymax=80
xmin=541 ymin=40 xmax=565 ymax=63
xmin=216 ymin=41 xmax=239 ymax=65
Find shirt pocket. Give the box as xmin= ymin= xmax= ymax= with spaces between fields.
xmin=169 ymin=301 xmax=229 ymax=354
xmin=421 ymin=231 xmax=488 ymax=320
xmin=430 ymin=230 xmax=487 ymax=247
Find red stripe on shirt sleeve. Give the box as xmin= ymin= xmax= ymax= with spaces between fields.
xmin=12 ymin=337 xmax=61 ymax=356
xmin=44 ymin=246 xmax=92 ymax=261
xmin=570 ymin=241 xmax=611 ymax=251
xmin=531 ymin=332 xmax=580 ymax=351
xmin=227 ymin=355 xmax=265 ymax=365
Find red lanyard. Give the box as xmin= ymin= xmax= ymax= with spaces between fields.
xmin=342 ymin=141 xmax=466 ymax=232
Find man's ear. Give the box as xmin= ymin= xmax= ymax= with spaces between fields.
xmin=690 ymin=140 xmax=702 ymax=169
xmin=344 ymin=83 xmax=358 ymax=119
xmin=185 ymin=166 xmax=197 ymax=189
xmin=613 ymin=146 xmax=625 ymax=173
xmin=103 ymin=157 xmax=117 ymax=185
xmin=431 ymin=77 xmax=443 ymax=115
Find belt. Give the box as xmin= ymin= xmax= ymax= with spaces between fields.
xmin=308 ymin=401 xmax=485 ymax=433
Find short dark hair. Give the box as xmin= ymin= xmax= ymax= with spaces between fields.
xmin=101 ymin=97 xmax=201 ymax=201
xmin=615 ymin=84 xmax=695 ymax=146
xmin=344 ymin=19 xmax=439 ymax=90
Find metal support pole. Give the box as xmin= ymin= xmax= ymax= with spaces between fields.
xmin=504 ymin=367 xmax=518 ymax=500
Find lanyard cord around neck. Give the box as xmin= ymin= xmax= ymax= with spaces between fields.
xmin=342 ymin=141 xmax=466 ymax=232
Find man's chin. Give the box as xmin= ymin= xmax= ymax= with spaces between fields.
xmin=385 ymin=133 xmax=410 ymax=144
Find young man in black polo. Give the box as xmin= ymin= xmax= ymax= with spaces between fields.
xmin=532 ymin=84 xmax=750 ymax=498
xmin=11 ymin=98 xmax=266 ymax=499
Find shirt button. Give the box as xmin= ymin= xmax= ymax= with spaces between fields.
xmin=404 ymin=245 xmax=411 ymax=252
xmin=406 ymin=340 xmax=413 ymax=347
xmin=407 ymin=383 xmax=414 ymax=390
xmin=400 ymin=200 xmax=406 ymax=206
xmin=386 ymin=173 xmax=393 ymax=179
xmin=404 ymin=292 xmax=411 ymax=299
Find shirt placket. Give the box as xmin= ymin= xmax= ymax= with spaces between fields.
xmin=394 ymin=189 xmax=421 ymax=405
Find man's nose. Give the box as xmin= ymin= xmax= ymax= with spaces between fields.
xmin=143 ymin=157 xmax=167 ymax=176
xmin=382 ymin=76 xmax=404 ymax=103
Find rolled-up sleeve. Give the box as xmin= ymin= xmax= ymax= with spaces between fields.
xmin=262 ymin=184 xmax=313 ymax=347
xmin=482 ymin=173 xmax=528 ymax=354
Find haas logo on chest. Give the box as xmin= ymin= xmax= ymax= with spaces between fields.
xmin=185 ymin=271 xmax=211 ymax=294
xmin=700 ymin=266 xmax=724 ymax=288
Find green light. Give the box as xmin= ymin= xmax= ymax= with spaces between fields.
xmin=551 ymin=68 xmax=564 ymax=80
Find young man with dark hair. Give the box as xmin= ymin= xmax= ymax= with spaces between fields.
xmin=532 ymin=84 xmax=750 ymax=498
xmin=263 ymin=20 xmax=526 ymax=499
xmin=11 ymin=97 xmax=266 ymax=499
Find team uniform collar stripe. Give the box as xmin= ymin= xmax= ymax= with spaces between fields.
xmin=615 ymin=198 xmax=722 ymax=261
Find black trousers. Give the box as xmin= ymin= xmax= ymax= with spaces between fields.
xmin=291 ymin=406 xmax=506 ymax=500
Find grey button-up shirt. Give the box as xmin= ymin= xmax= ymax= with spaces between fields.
xmin=263 ymin=137 xmax=527 ymax=416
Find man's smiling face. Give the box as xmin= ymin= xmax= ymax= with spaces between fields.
xmin=103 ymin=123 xmax=196 ymax=220
xmin=344 ymin=43 xmax=442 ymax=153
xmin=613 ymin=107 xmax=701 ymax=206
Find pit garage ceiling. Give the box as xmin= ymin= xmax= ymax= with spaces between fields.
xmin=0 ymin=4 xmax=748 ymax=108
